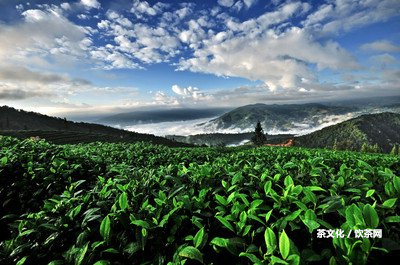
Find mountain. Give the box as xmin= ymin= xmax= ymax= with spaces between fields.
xmin=202 ymin=103 xmax=355 ymax=132
xmin=295 ymin=112 xmax=400 ymax=153
xmin=0 ymin=106 xmax=190 ymax=147
xmin=98 ymin=107 xmax=231 ymax=125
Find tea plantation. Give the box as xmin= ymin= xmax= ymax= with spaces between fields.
xmin=0 ymin=136 xmax=399 ymax=265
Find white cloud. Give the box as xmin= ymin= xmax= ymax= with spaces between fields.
xmin=370 ymin=54 xmax=397 ymax=68
xmin=130 ymin=0 xmax=167 ymax=18
xmin=304 ymin=0 xmax=400 ymax=34
xmin=0 ymin=65 xmax=93 ymax=102
xmin=218 ymin=0 xmax=235 ymax=7
xmin=60 ymin=3 xmax=71 ymax=10
xmin=0 ymin=7 xmax=88 ymax=67
xmin=80 ymin=0 xmax=101 ymax=9
xmin=22 ymin=9 xmax=47 ymax=22
xmin=16 ymin=4 xmax=24 ymax=12
xmin=243 ymin=0 xmax=257 ymax=8
xmin=90 ymin=46 xmax=141 ymax=69
xmin=179 ymin=25 xmax=358 ymax=90
xmin=77 ymin=14 xmax=89 ymax=20
xmin=97 ymin=11 xmax=180 ymax=65
xmin=361 ymin=40 xmax=400 ymax=53
xmin=171 ymin=84 xmax=212 ymax=101
xmin=153 ymin=91 xmax=179 ymax=105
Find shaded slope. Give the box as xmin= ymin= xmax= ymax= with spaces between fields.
xmin=296 ymin=112 xmax=400 ymax=152
xmin=0 ymin=106 xmax=190 ymax=146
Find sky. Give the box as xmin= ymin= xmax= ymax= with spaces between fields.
xmin=0 ymin=0 xmax=399 ymax=117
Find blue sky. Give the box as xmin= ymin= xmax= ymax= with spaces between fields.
xmin=0 ymin=0 xmax=399 ymax=116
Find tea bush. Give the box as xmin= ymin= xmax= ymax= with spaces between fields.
xmin=0 ymin=136 xmax=399 ymax=264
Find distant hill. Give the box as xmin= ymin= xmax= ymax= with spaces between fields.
xmin=295 ymin=112 xmax=400 ymax=152
xmin=98 ymin=107 xmax=231 ymax=125
xmin=0 ymin=106 xmax=190 ymax=147
xmin=202 ymin=103 xmax=355 ymax=132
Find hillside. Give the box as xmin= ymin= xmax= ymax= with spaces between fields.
xmin=0 ymin=106 xmax=190 ymax=147
xmin=296 ymin=112 xmax=400 ymax=152
xmin=202 ymin=103 xmax=354 ymax=132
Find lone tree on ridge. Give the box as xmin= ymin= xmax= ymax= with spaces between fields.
xmin=252 ymin=121 xmax=267 ymax=146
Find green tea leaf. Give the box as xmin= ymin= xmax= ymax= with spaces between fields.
xmin=210 ymin=237 xmax=228 ymax=247
xmin=119 ymin=192 xmax=128 ymax=211
xmin=393 ymin=176 xmax=400 ymax=193
xmin=366 ymin=190 xmax=375 ymax=198
xmin=179 ymin=246 xmax=203 ymax=263
xmin=264 ymin=228 xmax=277 ymax=255
xmin=265 ymin=209 xmax=273 ymax=223
xmin=130 ymin=219 xmax=150 ymax=229
xmin=385 ymin=216 xmax=400 ymax=223
xmin=93 ymin=261 xmax=111 ymax=265
xmin=100 ymin=216 xmax=111 ymax=241
xmin=382 ymin=198 xmax=397 ymax=208
xmin=279 ymin=230 xmax=290 ymax=260
xmin=264 ymin=181 xmax=272 ymax=195
xmin=216 ymin=216 xmax=235 ymax=232
xmin=76 ymin=242 xmax=89 ymax=265
xmin=363 ymin=204 xmax=379 ymax=228
xmin=239 ymin=252 xmax=262 ymax=264
xmin=16 ymin=256 xmax=27 ymax=265
xmin=193 ymin=228 xmax=205 ymax=248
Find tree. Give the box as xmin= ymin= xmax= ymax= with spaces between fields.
xmin=361 ymin=142 xmax=368 ymax=153
xmin=390 ymin=145 xmax=397 ymax=155
xmin=251 ymin=121 xmax=267 ymax=146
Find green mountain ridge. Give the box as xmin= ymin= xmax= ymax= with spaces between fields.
xmin=204 ymin=103 xmax=355 ymax=131
xmin=0 ymin=106 xmax=190 ymax=147
xmin=295 ymin=112 xmax=400 ymax=152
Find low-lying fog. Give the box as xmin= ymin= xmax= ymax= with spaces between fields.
xmin=120 ymin=112 xmax=358 ymax=137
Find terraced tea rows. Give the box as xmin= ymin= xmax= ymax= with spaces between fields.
xmin=0 ymin=136 xmax=399 ymax=264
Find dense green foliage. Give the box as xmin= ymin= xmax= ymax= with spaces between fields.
xmin=296 ymin=112 xmax=400 ymax=153
xmin=1 ymin=136 xmax=400 ymax=265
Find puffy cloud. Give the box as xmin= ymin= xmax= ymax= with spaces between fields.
xmin=15 ymin=4 xmax=24 ymax=12
xmin=96 ymin=10 xmax=180 ymax=65
xmin=361 ymin=40 xmax=400 ymax=53
xmin=130 ymin=0 xmax=167 ymax=18
xmin=243 ymin=0 xmax=258 ymax=8
xmin=22 ymin=9 xmax=47 ymax=22
xmin=60 ymin=3 xmax=71 ymax=10
xmin=218 ymin=0 xmax=235 ymax=7
xmin=77 ymin=14 xmax=89 ymax=20
xmin=90 ymin=46 xmax=141 ymax=69
xmin=80 ymin=0 xmax=101 ymax=9
xmin=171 ymin=85 xmax=212 ymax=101
xmin=0 ymin=7 xmax=88 ymax=67
xmin=179 ymin=26 xmax=358 ymax=90
xmin=153 ymin=91 xmax=179 ymax=105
